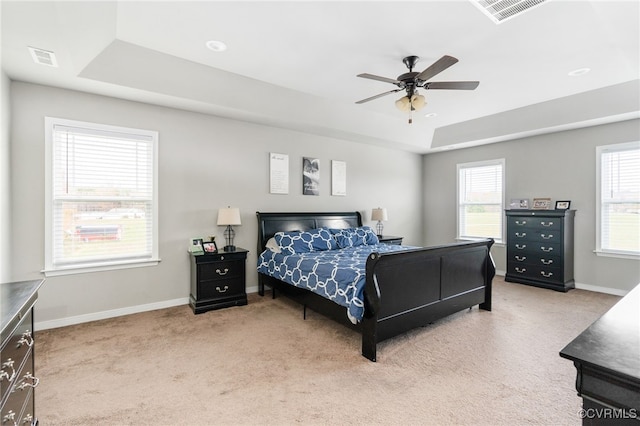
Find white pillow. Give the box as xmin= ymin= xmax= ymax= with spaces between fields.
xmin=265 ymin=237 xmax=281 ymax=253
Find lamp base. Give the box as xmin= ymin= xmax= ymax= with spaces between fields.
xmin=223 ymin=245 xmax=236 ymax=252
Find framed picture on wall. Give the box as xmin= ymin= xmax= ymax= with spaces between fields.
xmin=302 ymin=157 xmax=320 ymax=195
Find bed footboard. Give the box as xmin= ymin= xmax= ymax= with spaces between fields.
xmin=362 ymin=239 xmax=495 ymax=361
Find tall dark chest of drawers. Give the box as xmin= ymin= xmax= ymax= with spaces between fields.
xmin=505 ymin=209 xmax=575 ymax=292
xmin=1 ymin=279 xmax=44 ymax=426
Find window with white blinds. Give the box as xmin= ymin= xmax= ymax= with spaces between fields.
xmin=596 ymin=141 xmax=640 ymax=257
xmin=44 ymin=117 xmax=159 ymax=275
xmin=457 ymin=159 xmax=505 ymax=242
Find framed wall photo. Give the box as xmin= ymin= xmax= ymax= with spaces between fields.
xmin=269 ymin=152 xmax=289 ymax=194
xmin=532 ymin=198 xmax=552 ymax=210
xmin=331 ymin=160 xmax=346 ymax=196
xmin=302 ymin=157 xmax=320 ymax=196
xmin=555 ymin=200 xmax=571 ymax=210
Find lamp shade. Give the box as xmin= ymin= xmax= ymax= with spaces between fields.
xmin=217 ymin=207 xmax=241 ymax=226
xmin=371 ymin=208 xmax=388 ymax=222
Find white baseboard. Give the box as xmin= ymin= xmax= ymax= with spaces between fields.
xmin=34 ymin=281 xmax=626 ymax=332
xmin=35 ymin=297 xmax=190 ymax=331
xmin=575 ymin=282 xmax=629 ymax=297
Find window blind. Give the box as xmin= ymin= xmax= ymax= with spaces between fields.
xmin=599 ymin=143 xmax=640 ymax=254
xmin=46 ymin=118 xmax=157 ymax=272
xmin=458 ymin=160 xmax=504 ymax=241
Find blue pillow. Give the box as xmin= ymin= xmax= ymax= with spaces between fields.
xmin=330 ymin=226 xmax=379 ymax=248
xmin=274 ymin=228 xmax=337 ymax=254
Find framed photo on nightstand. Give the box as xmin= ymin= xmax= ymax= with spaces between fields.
xmin=555 ymin=200 xmax=571 ymax=210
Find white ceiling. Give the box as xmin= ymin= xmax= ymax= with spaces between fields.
xmin=2 ymin=0 xmax=639 ymax=153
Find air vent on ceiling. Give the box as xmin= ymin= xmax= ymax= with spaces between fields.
xmin=471 ymin=0 xmax=548 ymax=24
xmin=28 ymin=46 xmax=58 ymax=67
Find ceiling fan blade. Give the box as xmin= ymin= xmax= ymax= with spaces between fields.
xmin=357 ymin=73 xmax=402 ymax=85
xmin=355 ymin=89 xmax=402 ymax=104
xmin=426 ymin=81 xmax=480 ymax=90
xmin=416 ymin=55 xmax=459 ymax=81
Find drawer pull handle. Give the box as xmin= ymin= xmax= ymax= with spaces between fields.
xmin=515 ymin=232 xmax=526 ymax=238
xmin=541 ymin=271 xmax=553 ymax=278
xmin=17 ymin=330 xmax=34 ymax=348
xmin=515 ymin=256 xmax=527 ymax=261
xmin=2 ymin=410 xmax=16 ymax=424
xmin=540 ymin=234 xmax=554 ymax=239
xmin=540 ymin=221 xmax=554 ymax=227
xmin=0 ymin=358 xmax=16 ymax=383
xmin=216 ymin=285 xmax=229 ymax=293
xmin=515 ymin=244 xmax=527 ymax=250
xmin=515 ymin=267 xmax=527 ymax=273
xmin=515 ymin=220 xmax=527 ymax=226
xmin=16 ymin=372 xmax=39 ymax=390
xmin=540 ymin=259 xmax=553 ymax=265
xmin=540 ymin=246 xmax=553 ymax=252
xmin=215 ymin=268 xmax=229 ymax=276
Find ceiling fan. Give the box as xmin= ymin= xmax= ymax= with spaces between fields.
xmin=356 ymin=55 xmax=479 ymax=123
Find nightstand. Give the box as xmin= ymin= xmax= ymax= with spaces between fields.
xmin=190 ymin=248 xmax=248 ymax=314
xmin=378 ymin=235 xmax=403 ymax=245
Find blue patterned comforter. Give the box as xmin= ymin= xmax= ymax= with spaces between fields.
xmin=257 ymin=244 xmax=413 ymax=323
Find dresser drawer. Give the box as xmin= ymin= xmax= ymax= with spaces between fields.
xmin=198 ymin=260 xmax=243 ymax=281
xmin=1 ymin=350 xmax=36 ymax=424
xmin=1 ymin=310 xmax=33 ymax=402
xmin=508 ymin=252 xmax=561 ymax=267
xmin=507 ymin=263 xmax=563 ymax=284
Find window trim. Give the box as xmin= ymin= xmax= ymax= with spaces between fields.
xmin=456 ymin=158 xmax=506 ymax=244
xmin=44 ymin=117 xmax=160 ymax=276
xmin=595 ymin=141 xmax=640 ymax=260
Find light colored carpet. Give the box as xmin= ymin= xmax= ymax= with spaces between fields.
xmin=35 ymin=277 xmax=620 ymax=425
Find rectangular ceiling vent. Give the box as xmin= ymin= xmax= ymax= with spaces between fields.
xmin=28 ymin=46 xmax=58 ymax=67
xmin=471 ymin=0 xmax=548 ymax=24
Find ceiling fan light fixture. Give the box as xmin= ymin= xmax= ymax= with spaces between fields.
xmin=395 ymin=96 xmax=411 ymax=112
xmin=410 ymin=94 xmax=426 ymax=110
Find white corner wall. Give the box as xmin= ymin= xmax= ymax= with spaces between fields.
xmin=423 ymin=119 xmax=640 ymax=294
xmin=9 ymin=82 xmax=423 ymax=328
xmin=0 ymin=70 xmax=11 ymax=282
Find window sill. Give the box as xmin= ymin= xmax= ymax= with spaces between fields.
xmin=593 ymin=250 xmax=639 ymax=260
xmin=43 ymin=258 xmax=161 ymax=277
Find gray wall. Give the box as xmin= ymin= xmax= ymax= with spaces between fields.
xmin=9 ymin=82 xmax=423 ymax=327
xmin=0 ymin=70 xmax=10 ymax=282
xmin=423 ymin=119 xmax=640 ymax=293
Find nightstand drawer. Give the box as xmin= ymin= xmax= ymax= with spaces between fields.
xmin=198 ymin=277 xmax=245 ymax=300
xmin=198 ymin=260 xmax=243 ymax=281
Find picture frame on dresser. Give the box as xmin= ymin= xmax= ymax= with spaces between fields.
xmin=532 ymin=198 xmax=551 ymax=209
xmin=555 ymin=200 xmax=571 ymax=210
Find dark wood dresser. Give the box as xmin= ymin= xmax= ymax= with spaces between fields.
xmin=505 ymin=209 xmax=575 ymax=291
xmin=560 ymin=283 xmax=640 ymax=424
xmin=1 ymin=279 xmax=44 ymax=426
xmin=190 ymin=248 xmax=248 ymax=314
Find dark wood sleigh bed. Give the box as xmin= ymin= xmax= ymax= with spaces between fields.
xmin=256 ymin=211 xmax=496 ymax=362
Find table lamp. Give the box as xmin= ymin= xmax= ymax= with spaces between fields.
xmin=217 ymin=207 xmax=241 ymax=252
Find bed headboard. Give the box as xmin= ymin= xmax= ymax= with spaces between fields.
xmin=256 ymin=211 xmax=362 ymax=253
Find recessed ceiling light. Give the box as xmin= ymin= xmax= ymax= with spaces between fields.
xmin=206 ymin=40 xmax=227 ymax=52
xmin=568 ymin=68 xmax=590 ymax=77
xmin=424 ymin=113 xmax=437 ymax=118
